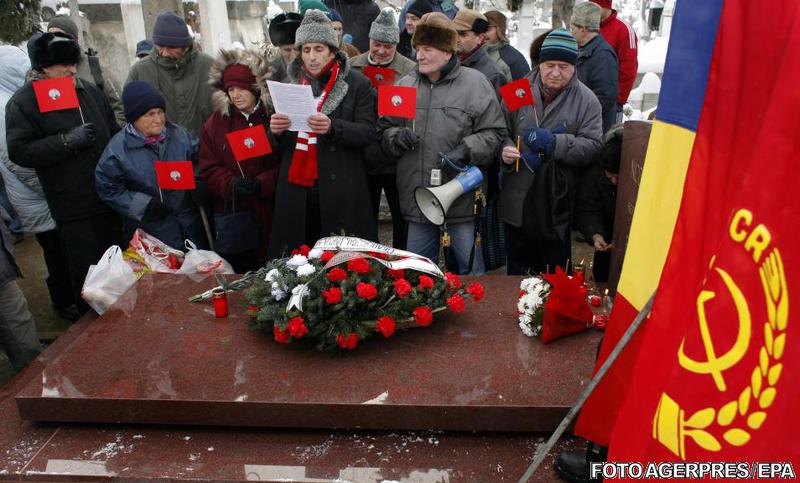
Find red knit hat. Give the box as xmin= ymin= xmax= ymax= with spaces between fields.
xmin=591 ymin=0 xmax=612 ymax=9
xmin=222 ymin=63 xmax=256 ymax=92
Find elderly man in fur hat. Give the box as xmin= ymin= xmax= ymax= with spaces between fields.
xmin=6 ymin=32 xmax=122 ymax=316
xmin=379 ymin=12 xmax=506 ymax=274
xmin=199 ymin=50 xmax=280 ymax=272
xmin=268 ymin=10 xmax=377 ymax=258
xmin=268 ymin=12 xmax=303 ymax=83
xmin=351 ymin=8 xmax=415 ymax=249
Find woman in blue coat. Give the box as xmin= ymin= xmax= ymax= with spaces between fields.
xmin=95 ymin=81 xmax=208 ymax=250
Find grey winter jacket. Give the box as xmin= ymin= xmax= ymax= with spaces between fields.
xmin=0 ymin=46 xmax=56 ymax=234
xmin=125 ymin=46 xmax=213 ymax=135
xmin=380 ymin=59 xmax=507 ymax=224
xmin=486 ymin=41 xmax=530 ymax=80
xmin=499 ymin=68 xmax=602 ymax=228
xmin=576 ymin=34 xmax=618 ymax=133
xmin=0 ymin=207 xmax=22 ymax=288
xmin=461 ymin=45 xmax=507 ymax=95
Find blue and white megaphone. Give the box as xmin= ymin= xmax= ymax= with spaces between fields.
xmin=414 ymin=164 xmax=483 ymax=226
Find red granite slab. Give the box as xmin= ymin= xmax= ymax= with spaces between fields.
xmin=15 ymin=274 xmax=601 ymax=432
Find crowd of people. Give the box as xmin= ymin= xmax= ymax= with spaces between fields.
xmin=0 ymin=0 xmax=638 ymax=374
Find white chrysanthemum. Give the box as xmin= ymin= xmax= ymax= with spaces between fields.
xmin=307 ymin=248 xmax=323 ymax=260
xmin=271 ymin=286 xmax=286 ymax=300
xmin=265 ymin=268 xmax=280 ymax=282
xmin=519 ymin=313 xmax=532 ymax=324
xmin=291 ymin=284 xmax=311 ymax=298
xmin=519 ymin=321 xmax=535 ymax=337
xmin=296 ymin=263 xmax=316 ymax=277
xmin=286 ymin=254 xmax=308 ymax=268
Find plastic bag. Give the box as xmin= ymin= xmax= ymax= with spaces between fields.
xmin=128 ymin=229 xmax=185 ymax=273
xmin=81 ymin=245 xmax=138 ymax=315
xmin=177 ymin=240 xmax=234 ymax=277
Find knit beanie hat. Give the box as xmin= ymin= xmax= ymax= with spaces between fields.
xmin=571 ymin=2 xmax=601 ymax=30
xmin=412 ymin=12 xmax=457 ymax=54
xmin=451 ymin=9 xmax=489 ymax=34
xmin=122 ymin=80 xmax=167 ymax=123
xmin=222 ymin=63 xmax=257 ymax=92
xmin=299 ymin=0 xmax=330 ymax=17
xmin=407 ymin=0 xmax=434 ymax=19
xmin=591 ymin=0 xmax=612 ymax=9
xmin=484 ymin=11 xmax=508 ymax=43
xmin=152 ymin=11 xmax=193 ymax=47
xmin=538 ymin=29 xmax=578 ymax=65
xmin=369 ymin=8 xmax=399 ymax=44
xmin=47 ymin=16 xmax=80 ymax=41
xmin=28 ymin=32 xmax=81 ymax=71
xmin=295 ymin=9 xmax=339 ymax=49
xmin=269 ymin=12 xmax=303 ymax=46
xmin=329 ymin=8 xmax=343 ymax=23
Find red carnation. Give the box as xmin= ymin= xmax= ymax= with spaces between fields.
xmin=393 ymin=278 xmax=412 ymax=298
xmin=321 ymin=251 xmax=335 ymax=263
xmin=356 ymin=282 xmax=378 ymax=300
xmin=375 ymin=316 xmax=396 ymax=338
xmin=336 ymin=332 xmax=359 ymax=350
xmin=418 ymin=275 xmax=435 ymax=290
xmin=518 ymin=290 xmax=526 ymax=299
xmin=447 ymin=294 xmax=466 ymax=313
xmin=291 ymin=244 xmax=311 ymax=256
xmin=246 ymin=305 xmax=259 ymax=320
xmin=413 ymin=306 xmax=433 ymax=327
xmin=387 ymin=269 xmax=405 ymax=280
xmin=347 ymin=257 xmax=372 ymax=274
xmin=327 ymin=267 xmax=348 ymax=282
xmin=445 ymin=272 xmax=462 ymax=290
xmin=322 ymin=286 xmax=342 ymax=304
xmin=287 ymin=316 xmax=309 ymax=338
xmin=273 ymin=326 xmax=290 ymax=344
xmin=466 ymin=282 xmax=485 ymax=302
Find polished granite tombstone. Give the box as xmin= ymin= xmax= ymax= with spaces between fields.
xmin=16 ymin=274 xmax=602 ymax=432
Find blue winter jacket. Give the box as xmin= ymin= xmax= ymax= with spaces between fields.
xmin=95 ymin=123 xmax=208 ymax=250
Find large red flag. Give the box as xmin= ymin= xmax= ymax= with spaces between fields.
xmin=154 ymin=161 xmax=195 ymax=190
xmin=226 ymin=125 xmax=272 ymax=162
xmin=33 ymin=77 xmax=79 ymax=113
xmin=579 ymin=0 xmax=800 ymax=467
xmin=363 ymin=66 xmax=395 ymax=89
xmin=378 ymin=85 xmax=416 ymax=119
xmin=499 ymin=78 xmax=534 ymax=112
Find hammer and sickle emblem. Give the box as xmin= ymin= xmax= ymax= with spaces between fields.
xmin=48 ymin=88 xmax=61 ymax=100
xmin=391 ymin=95 xmax=402 ymax=107
xmin=515 ymin=88 xmax=526 ymax=98
xmin=169 ymin=170 xmax=181 ymax=182
xmin=244 ymin=137 xmax=255 ymax=149
xmin=678 ymin=267 xmax=751 ymax=392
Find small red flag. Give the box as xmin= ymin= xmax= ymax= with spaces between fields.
xmin=226 ymin=125 xmax=272 ymax=162
xmin=363 ymin=66 xmax=396 ymax=89
xmin=33 ymin=77 xmax=80 ymax=113
xmin=154 ymin=161 xmax=196 ymax=190
xmin=378 ymin=85 xmax=416 ymax=119
xmin=499 ymin=78 xmax=534 ymax=112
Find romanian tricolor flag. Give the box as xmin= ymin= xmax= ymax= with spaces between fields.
xmin=575 ymin=0 xmax=800 ymax=465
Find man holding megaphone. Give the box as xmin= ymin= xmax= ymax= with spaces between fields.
xmin=379 ymin=12 xmax=506 ymax=275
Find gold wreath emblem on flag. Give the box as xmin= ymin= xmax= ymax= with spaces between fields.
xmin=653 ymin=209 xmax=789 ymax=459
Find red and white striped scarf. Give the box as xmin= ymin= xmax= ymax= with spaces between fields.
xmin=288 ymin=59 xmax=340 ymax=187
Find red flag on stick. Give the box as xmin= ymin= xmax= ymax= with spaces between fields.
xmin=226 ymin=125 xmax=272 ymax=162
xmin=154 ymin=161 xmax=196 ymax=190
xmin=33 ymin=77 xmax=80 ymax=113
xmin=363 ymin=66 xmax=396 ymax=89
xmin=378 ymin=85 xmax=416 ymax=119
xmin=499 ymin=78 xmax=534 ymax=112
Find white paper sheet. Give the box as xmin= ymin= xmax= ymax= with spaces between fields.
xmin=267 ymin=81 xmax=316 ymax=132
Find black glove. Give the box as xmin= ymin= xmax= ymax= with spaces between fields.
xmin=61 ymin=123 xmax=96 ymax=151
xmin=192 ymin=178 xmax=208 ymax=205
xmin=393 ymin=127 xmax=419 ymax=153
xmin=231 ymin=176 xmax=261 ymax=196
xmin=145 ymin=198 xmax=171 ymax=220
xmin=437 ymin=144 xmax=470 ymax=175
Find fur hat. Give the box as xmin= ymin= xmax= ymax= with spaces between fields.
xmin=153 ymin=11 xmax=192 ymax=47
xmin=484 ymin=10 xmax=508 ymax=43
xmin=412 ymin=12 xmax=457 ymax=54
xmin=538 ymin=29 xmax=578 ymax=65
xmin=451 ymin=9 xmax=489 ymax=34
xmin=407 ymin=0 xmax=434 ymax=19
xmin=27 ymin=32 xmax=81 ymax=71
xmin=370 ymin=8 xmax=399 ymax=44
xmin=269 ymin=12 xmax=303 ymax=46
xmin=571 ymin=2 xmax=601 ymax=30
xmin=295 ymin=9 xmax=339 ymax=49
xmin=47 ymin=16 xmax=79 ymax=41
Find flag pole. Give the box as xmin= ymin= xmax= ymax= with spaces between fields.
xmin=159 ymin=188 xmax=164 ymax=204
xmin=518 ymin=291 xmax=656 ymax=483
xmin=197 ymin=205 xmax=215 ymax=251
xmin=78 ymin=104 xmax=85 ymax=124
xmin=236 ymin=161 xmax=245 ymax=178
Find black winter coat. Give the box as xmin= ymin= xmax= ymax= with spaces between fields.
xmin=267 ymin=54 xmax=378 ymax=259
xmin=576 ymin=35 xmax=619 ymax=133
xmin=324 ymin=0 xmax=381 ymax=52
xmin=576 ymin=161 xmax=616 ymax=244
xmin=6 ymin=78 xmax=119 ymax=222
